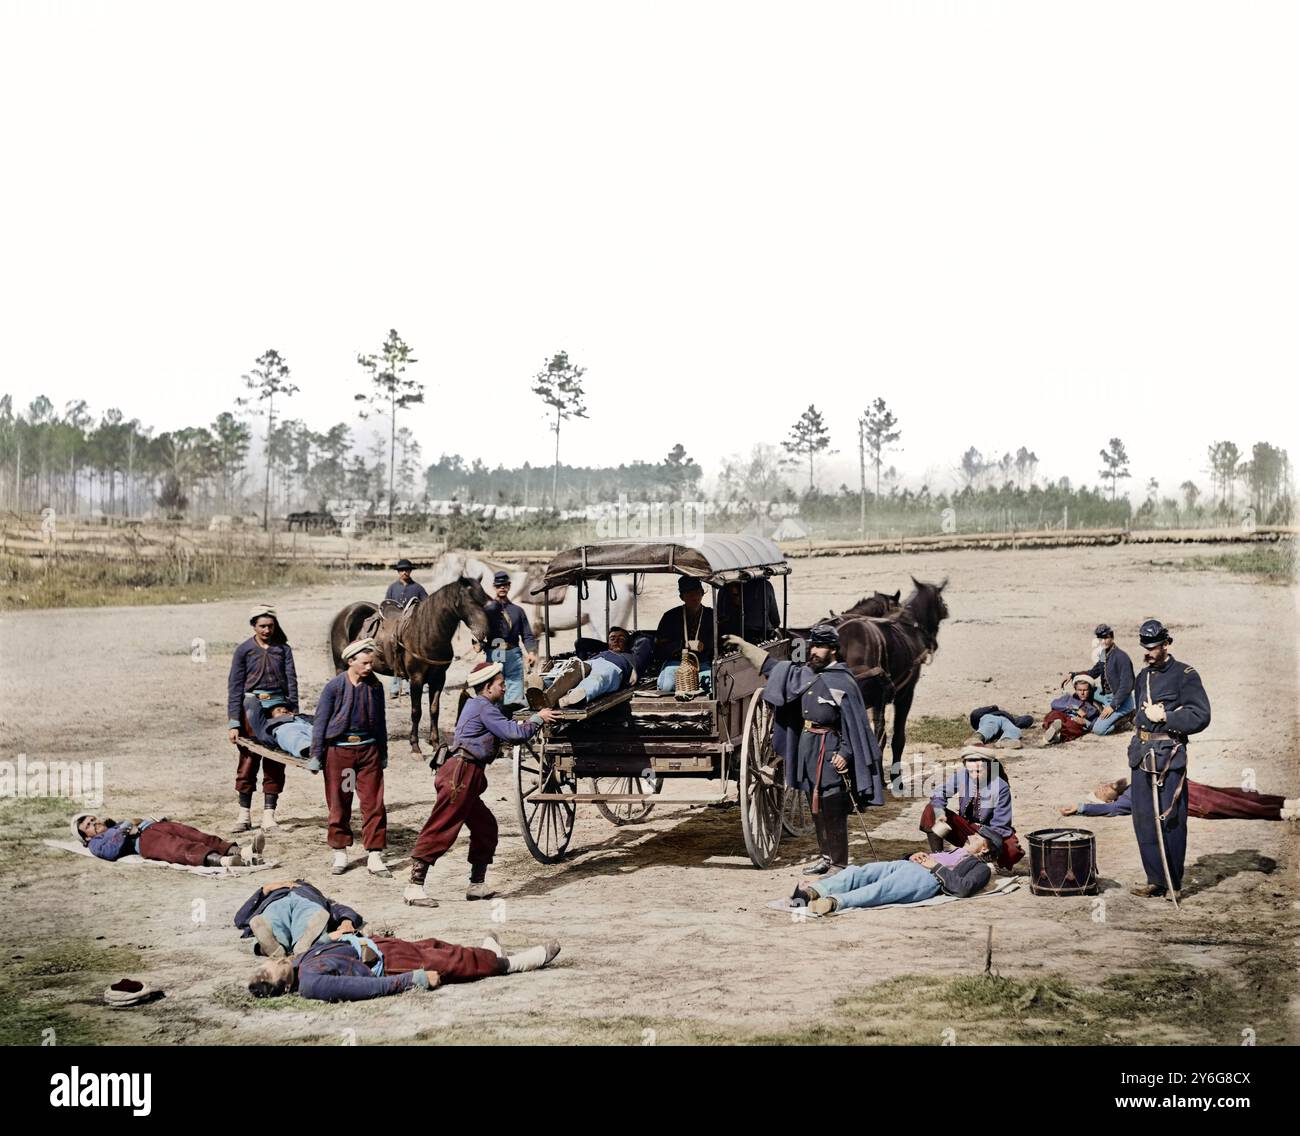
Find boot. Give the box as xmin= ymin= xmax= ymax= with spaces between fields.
xmin=823 ymin=794 xmax=850 ymax=871
xmin=261 ymin=809 xmax=278 ymax=830
xmin=809 ymin=897 xmax=839 ymax=916
xmin=1130 ymin=882 xmax=1167 ymax=898
xmin=232 ymin=806 xmax=253 ymax=833
xmin=249 ymin=915 xmax=286 ymax=959
xmin=466 ymin=881 xmax=497 ymax=901
xmin=1040 ymin=719 xmax=1063 ymax=746
xmin=366 ymin=850 xmax=391 ymax=877
xmin=505 ymin=941 xmax=561 ymax=973
xmin=805 ymin=803 xmax=834 ymax=874
xmin=292 ymin=908 xmax=331 ymax=955
xmin=330 ymin=849 xmax=347 ymax=875
xmin=540 ymin=659 xmax=589 ymax=708
xmin=926 ymin=832 xmax=946 ymax=853
xmin=404 ymin=860 xmax=438 ymax=907
xmin=482 ymin=931 xmax=505 ymax=957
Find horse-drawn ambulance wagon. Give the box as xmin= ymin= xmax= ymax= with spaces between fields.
xmin=512 ymin=535 xmax=809 ymax=868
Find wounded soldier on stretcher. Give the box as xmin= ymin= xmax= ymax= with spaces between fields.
xmin=73 ymin=812 xmax=265 ymax=868
xmin=248 ymin=928 xmax=561 ymax=1002
xmin=243 ymin=697 xmax=312 ymax=757
xmin=791 ymin=834 xmax=998 ymax=916
xmin=527 ymin=627 xmax=654 ymax=709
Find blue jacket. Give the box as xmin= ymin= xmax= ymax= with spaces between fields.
xmin=87 ymin=819 xmax=156 ymax=861
xmin=930 ymin=770 xmax=1014 ymax=837
xmin=227 ymin=638 xmax=299 ymax=726
xmin=1079 ymin=788 xmax=1133 ymax=817
xmin=385 ymin=579 xmax=428 ymax=605
xmin=311 ymin=672 xmax=387 ymax=766
xmin=452 ymin=695 xmax=543 ymax=763
xmin=1085 ymin=646 xmax=1135 ymax=705
xmin=1050 ymin=693 xmax=1101 ymax=721
xmin=485 ymin=600 xmax=537 ymax=652
xmin=1127 ymin=655 xmax=1211 ymax=771
xmin=233 ymin=881 xmax=363 ymax=948
xmin=293 ymin=940 xmax=419 ymax=1002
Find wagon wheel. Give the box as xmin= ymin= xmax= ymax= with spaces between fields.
xmin=513 ymin=740 xmax=577 ymax=863
xmin=739 ymin=688 xmax=784 ymax=868
xmin=781 ymin=787 xmax=815 ymax=838
xmin=590 ymin=773 xmax=662 ymax=825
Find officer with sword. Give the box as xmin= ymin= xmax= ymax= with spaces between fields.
xmin=1128 ymin=618 xmax=1211 ymax=904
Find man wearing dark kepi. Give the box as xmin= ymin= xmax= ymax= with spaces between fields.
xmin=384 ymin=559 xmax=428 ymax=698
xmin=726 ymin=623 xmax=885 ymax=876
xmin=405 ymin=661 xmax=558 ymax=907
xmin=1071 ymin=623 xmax=1136 ymax=736
xmin=310 ymin=638 xmax=390 ymax=879
xmin=483 ymin=569 xmax=537 ymax=710
xmin=227 ymin=604 xmax=300 ymax=833
xmin=1127 ymin=618 xmax=1211 ymax=900
xmin=654 ymin=576 xmax=715 ymax=693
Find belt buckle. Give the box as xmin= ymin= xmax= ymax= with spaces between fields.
xmin=257 ymin=693 xmax=271 ymax=700
xmin=346 ymin=735 xmax=362 ymax=743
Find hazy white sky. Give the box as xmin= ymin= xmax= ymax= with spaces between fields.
xmin=2 ymin=0 xmax=1296 ymax=498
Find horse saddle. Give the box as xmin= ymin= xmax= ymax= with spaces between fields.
xmin=360 ymin=598 xmax=421 ymax=675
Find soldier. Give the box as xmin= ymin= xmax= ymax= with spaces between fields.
xmin=725 ymin=624 xmax=885 ymax=876
xmin=384 ymin=559 xmax=428 ymax=698
xmin=404 ymin=661 xmax=557 ymax=906
xmin=1069 ymin=623 xmax=1136 ymax=736
xmin=483 ymin=570 xmax=537 ymax=711
xmin=227 ymin=604 xmax=299 ymax=832
xmin=1127 ymin=618 xmax=1211 ymax=900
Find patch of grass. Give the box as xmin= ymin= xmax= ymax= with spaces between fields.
xmin=0 ymin=552 xmax=332 ymax=611
xmin=905 ymin=716 xmax=972 ymax=748
xmin=19 ymin=940 xmax=147 ymax=980
xmin=211 ymin=985 xmax=315 ymax=1012
xmin=0 ymin=982 xmax=107 ymax=1046
xmin=1178 ymin=543 xmax=1296 ymax=584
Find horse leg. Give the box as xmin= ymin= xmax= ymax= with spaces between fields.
xmin=427 ymin=670 xmax=446 ymax=748
xmin=889 ymin=681 xmax=917 ymax=788
xmin=408 ymin=673 xmax=424 ymax=754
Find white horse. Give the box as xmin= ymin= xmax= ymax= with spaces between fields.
xmin=429 ymin=549 xmax=636 ymax=645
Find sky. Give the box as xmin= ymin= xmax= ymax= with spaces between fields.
xmin=1 ymin=0 xmax=1296 ymax=500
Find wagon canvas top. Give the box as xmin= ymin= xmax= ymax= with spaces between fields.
xmin=534 ymin=534 xmax=789 ymax=591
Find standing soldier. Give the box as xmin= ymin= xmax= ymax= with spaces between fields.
xmin=227 ymin=604 xmax=299 ymax=832
xmin=483 ymin=570 xmax=537 ymax=711
xmin=404 ymin=661 xmax=557 ymax=907
xmin=384 ymin=559 xmax=428 ymax=699
xmin=310 ymin=638 xmax=391 ymax=878
xmin=1128 ymin=618 xmax=1211 ymax=901
xmin=725 ymin=624 xmax=885 ymax=876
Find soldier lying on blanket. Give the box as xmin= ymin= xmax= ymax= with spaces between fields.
xmin=526 ymin=627 xmax=653 ymax=709
xmin=234 ymin=879 xmax=365 ymax=957
xmin=791 ymin=834 xmax=997 ymax=916
xmin=73 ymin=812 xmax=265 ymax=868
xmin=248 ymin=929 xmax=562 ymax=1002
xmin=1059 ymin=777 xmax=1300 ymax=822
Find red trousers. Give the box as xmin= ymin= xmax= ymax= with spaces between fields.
xmin=235 ymin=746 xmax=286 ymax=796
xmin=324 ymin=744 xmax=387 ymax=851
xmin=138 ymin=821 xmax=233 ymax=866
xmin=411 ymin=756 xmax=498 ymax=867
xmin=920 ymin=803 xmax=1024 ymax=869
xmin=373 ymin=935 xmax=505 ymax=983
xmin=1188 ymin=782 xmax=1285 ymax=820
xmin=1042 ymin=709 xmax=1090 ymax=742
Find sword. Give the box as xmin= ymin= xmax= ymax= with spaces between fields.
xmin=839 ymin=769 xmax=878 ymax=862
xmin=1149 ymin=770 xmax=1181 ymax=910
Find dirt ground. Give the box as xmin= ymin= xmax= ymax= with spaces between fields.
xmin=2 ymin=542 xmax=1296 ymax=1045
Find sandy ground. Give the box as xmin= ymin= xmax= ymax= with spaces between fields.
xmin=1 ymin=543 xmax=1296 ymax=1045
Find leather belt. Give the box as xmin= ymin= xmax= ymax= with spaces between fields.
xmin=336 ymin=735 xmax=374 ymax=745
xmin=804 ymin=720 xmax=832 ymax=733
xmin=1139 ymin=729 xmax=1184 ymax=743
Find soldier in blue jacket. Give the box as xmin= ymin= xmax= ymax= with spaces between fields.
xmin=483 ymin=569 xmax=538 ymax=709
xmin=1071 ymin=623 xmax=1136 ymax=736
xmin=384 ymin=559 xmax=428 ymax=697
xmin=1127 ymin=618 xmax=1211 ymax=899
xmin=227 ymin=604 xmax=299 ymax=832
xmin=310 ymin=638 xmax=390 ymax=879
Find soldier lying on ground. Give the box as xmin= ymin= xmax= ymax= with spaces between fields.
xmin=234 ymin=878 xmax=364 ymax=957
xmin=791 ymin=833 xmax=997 ymax=916
xmin=73 ymin=812 xmax=265 ymax=868
xmin=248 ymin=929 xmax=561 ymax=1002
xmin=1059 ymin=777 xmax=1299 ymax=821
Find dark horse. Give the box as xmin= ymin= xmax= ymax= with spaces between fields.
xmin=835 ymin=578 xmax=948 ymax=784
xmin=329 ymin=576 xmax=491 ymax=754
